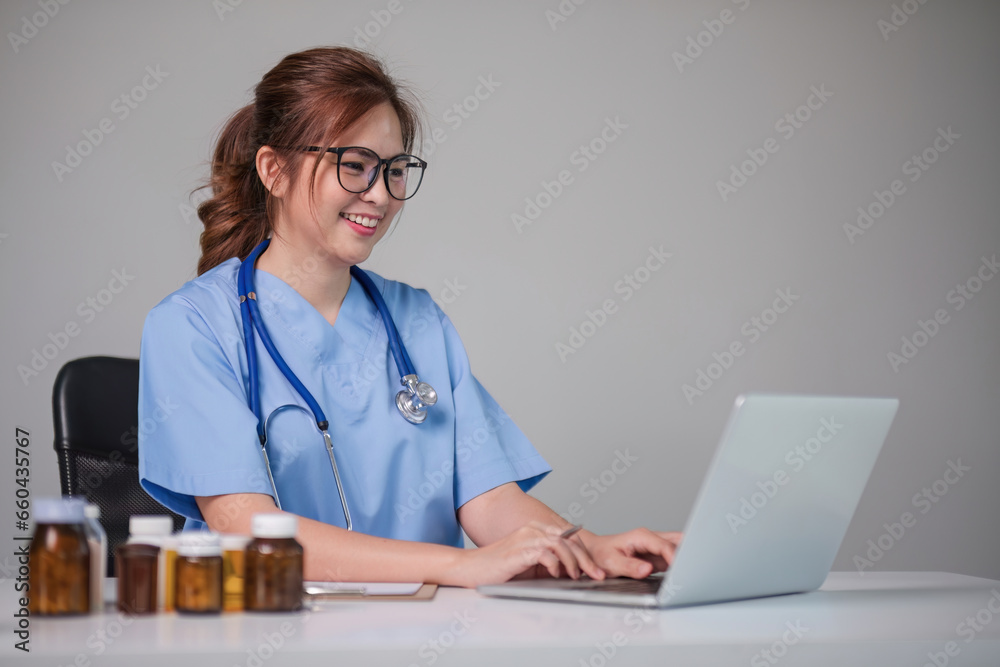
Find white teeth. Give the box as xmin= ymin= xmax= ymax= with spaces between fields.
xmin=345 ymin=213 xmax=377 ymax=228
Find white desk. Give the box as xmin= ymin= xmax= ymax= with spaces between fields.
xmin=5 ymin=572 xmax=1000 ymax=666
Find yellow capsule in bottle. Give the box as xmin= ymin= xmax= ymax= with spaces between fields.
xmin=221 ymin=534 xmax=251 ymax=612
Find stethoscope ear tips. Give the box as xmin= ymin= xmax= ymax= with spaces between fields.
xmin=396 ymin=376 xmax=437 ymax=425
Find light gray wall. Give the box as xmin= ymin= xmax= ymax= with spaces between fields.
xmin=2 ymin=0 xmax=998 ymax=580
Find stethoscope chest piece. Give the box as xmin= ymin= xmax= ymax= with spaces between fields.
xmin=396 ymin=374 xmax=438 ymax=424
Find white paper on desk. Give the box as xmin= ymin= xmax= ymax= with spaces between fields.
xmin=304 ymin=581 xmax=423 ymax=596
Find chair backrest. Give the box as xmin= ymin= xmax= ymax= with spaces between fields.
xmin=52 ymin=356 xmax=185 ymax=576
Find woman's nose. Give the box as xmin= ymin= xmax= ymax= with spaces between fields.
xmin=361 ymin=170 xmax=390 ymax=205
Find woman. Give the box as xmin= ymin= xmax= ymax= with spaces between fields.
xmin=138 ymin=46 xmax=679 ymax=587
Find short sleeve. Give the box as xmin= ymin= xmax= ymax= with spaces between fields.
xmin=437 ymin=309 xmax=551 ymax=508
xmin=138 ymin=299 xmax=272 ymax=521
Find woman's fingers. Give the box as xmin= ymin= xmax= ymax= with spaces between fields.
xmin=604 ymin=548 xmax=656 ymax=579
xmin=536 ymin=549 xmax=562 ymax=579
xmin=466 ymin=525 xmax=686 ymax=587
xmin=591 ymin=528 xmax=683 ymax=579
xmin=545 ymin=525 xmax=608 ymax=580
xmin=635 ymin=552 xmax=670 ymax=572
xmin=536 ymin=526 xmax=582 ymax=579
xmin=563 ymin=535 xmax=605 ymax=580
xmin=654 ymin=531 xmax=684 ymax=553
xmin=631 ymin=528 xmax=680 ymax=563
xmin=516 ymin=522 xmax=607 ymax=580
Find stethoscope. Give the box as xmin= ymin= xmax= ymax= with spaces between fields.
xmin=237 ymin=238 xmax=437 ymax=530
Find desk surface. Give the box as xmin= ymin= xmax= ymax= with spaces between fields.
xmin=5 ymin=571 xmax=1000 ymax=666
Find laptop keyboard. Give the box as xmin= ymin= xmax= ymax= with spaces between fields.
xmin=574 ymin=577 xmax=662 ymax=594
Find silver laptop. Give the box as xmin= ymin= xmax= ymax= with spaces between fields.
xmin=478 ymin=394 xmax=899 ymax=608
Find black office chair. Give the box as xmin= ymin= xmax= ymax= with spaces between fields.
xmin=52 ymin=356 xmax=185 ymax=576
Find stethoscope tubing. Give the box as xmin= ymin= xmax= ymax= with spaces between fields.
xmin=237 ymin=238 xmax=431 ymax=531
xmin=238 ymin=256 xmax=261 ymax=438
xmin=241 ymin=243 xmax=329 ymax=429
xmin=349 ymin=265 xmax=415 ymax=378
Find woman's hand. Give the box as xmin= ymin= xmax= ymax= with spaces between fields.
xmin=578 ymin=529 xmax=682 ymax=579
xmin=451 ymin=521 xmax=606 ymax=588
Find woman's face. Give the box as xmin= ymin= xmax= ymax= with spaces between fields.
xmin=271 ymin=102 xmax=407 ymax=269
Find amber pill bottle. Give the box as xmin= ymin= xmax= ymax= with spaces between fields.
xmin=116 ymin=543 xmax=160 ymax=615
xmin=126 ymin=516 xmax=172 ymax=611
xmin=117 ymin=515 xmax=173 ymax=615
xmin=28 ymin=497 xmax=91 ymax=616
xmin=174 ymin=532 xmax=223 ymax=614
xmin=221 ymin=534 xmax=251 ymax=612
xmin=244 ymin=514 xmax=303 ymax=612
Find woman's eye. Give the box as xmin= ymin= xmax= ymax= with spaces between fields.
xmin=340 ymin=161 xmax=365 ymax=174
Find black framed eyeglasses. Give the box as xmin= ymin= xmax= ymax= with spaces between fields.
xmin=304 ymin=146 xmax=427 ymax=201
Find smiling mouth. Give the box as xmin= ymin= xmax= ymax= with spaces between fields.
xmin=341 ymin=212 xmax=379 ymax=228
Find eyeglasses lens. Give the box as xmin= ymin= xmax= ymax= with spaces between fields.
xmin=338 ymin=148 xmax=424 ymax=200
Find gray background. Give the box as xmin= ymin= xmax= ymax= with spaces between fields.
xmin=1 ymin=0 xmax=998 ymax=582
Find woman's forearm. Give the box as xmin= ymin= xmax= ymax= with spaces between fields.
xmin=197 ymin=492 xmax=465 ymax=585
xmin=457 ymin=482 xmax=574 ymax=546
xmin=297 ymin=514 xmax=464 ymax=584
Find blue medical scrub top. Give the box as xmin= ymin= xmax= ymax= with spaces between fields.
xmin=137 ymin=258 xmax=550 ymax=547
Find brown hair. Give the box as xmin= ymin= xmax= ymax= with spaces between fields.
xmin=195 ymin=47 xmax=422 ymax=275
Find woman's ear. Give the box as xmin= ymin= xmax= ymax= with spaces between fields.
xmin=256 ymin=145 xmax=288 ymax=198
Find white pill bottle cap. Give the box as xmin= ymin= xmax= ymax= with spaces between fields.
xmin=251 ymin=513 xmax=297 ymax=538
